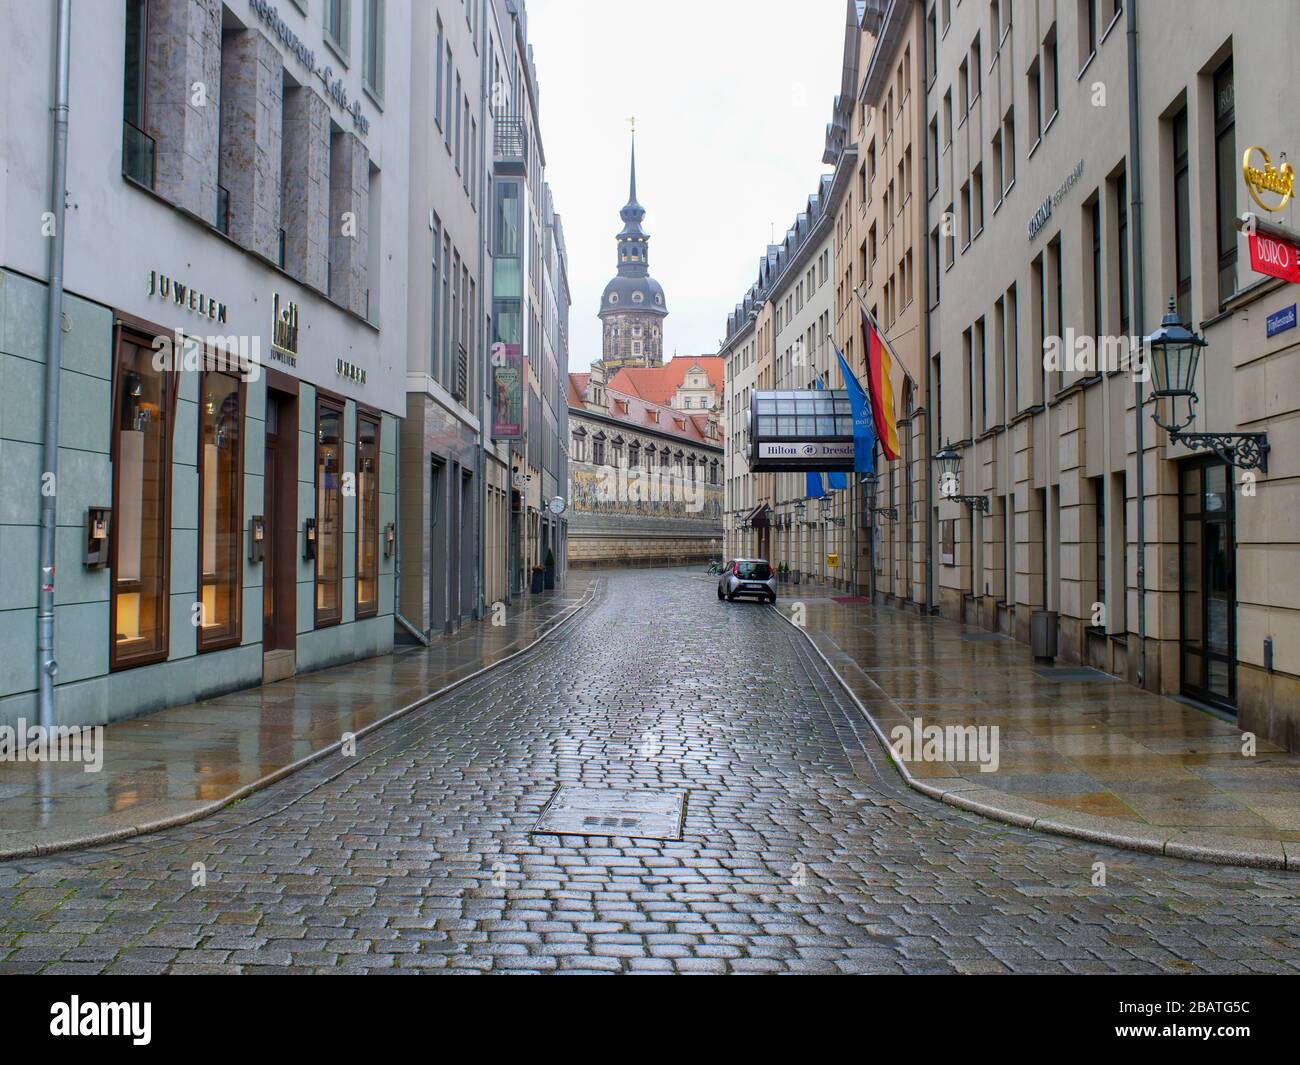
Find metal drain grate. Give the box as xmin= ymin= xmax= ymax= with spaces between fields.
xmin=1032 ymin=667 xmax=1121 ymax=682
xmin=531 ymin=786 xmax=687 ymax=841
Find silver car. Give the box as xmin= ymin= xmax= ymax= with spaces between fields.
xmin=717 ymin=558 xmax=777 ymax=603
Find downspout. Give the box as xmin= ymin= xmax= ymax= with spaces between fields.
xmin=474 ymin=0 xmax=489 ymax=621
xmin=919 ymin=20 xmax=935 ymax=616
xmin=37 ymin=0 xmax=72 ymax=729
xmin=1126 ymin=0 xmax=1148 ymax=688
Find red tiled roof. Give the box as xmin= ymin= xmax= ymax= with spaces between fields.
xmin=567 ymin=372 xmax=590 ymax=407
xmin=567 ymin=371 xmax=723 ymax=448
xmin=606 ymin=355 xmax=724 ymax=407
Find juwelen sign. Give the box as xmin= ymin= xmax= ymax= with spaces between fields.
xmin=1249 ymin=232 xmax=1300 ymax=283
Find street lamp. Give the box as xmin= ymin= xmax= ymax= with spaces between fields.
xmin=1145 ymin=296 xmax=1269 ymax=471
xmin=861 ymin=471 xmax=898 ymax=521
xmin=795 ymin=499 xmax=813 ymax=526
xmin=933 ymin=439 xmax=990 ymax=512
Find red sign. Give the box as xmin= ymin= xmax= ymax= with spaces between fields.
xmin=1249 ymin=232 xmax=1300 ymax=283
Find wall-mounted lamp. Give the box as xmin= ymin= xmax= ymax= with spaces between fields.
xmin=249 ymin=515 xmax=265 ymax=564
xmin=934 ymin=439 xmax=990 ymax=512
xmin=303 ymin=517 xmax=317 ymax=560
xmin=384 ymin=522 xmax=396 ymax=559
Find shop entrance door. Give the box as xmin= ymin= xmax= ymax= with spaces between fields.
xmin=1179 ymin=458 xmax=1236 ymax=711
xmin=262 ymin=388 xmax=298 ymax=674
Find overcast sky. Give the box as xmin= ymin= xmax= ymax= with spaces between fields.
xmin=525 ymin=0 xmax=845 ymax=369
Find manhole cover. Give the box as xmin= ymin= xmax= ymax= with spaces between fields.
xmin=531 ymin=786 xmax=687 ymax=841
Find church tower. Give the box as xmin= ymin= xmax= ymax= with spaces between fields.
xmin=599 ymin=131 xmax=668 ymax=371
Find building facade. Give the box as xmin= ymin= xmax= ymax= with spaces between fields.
xmin=567 ymin=363 xmax=723 ymax=567
xmin=928 ymin=0 xmax=1300 ymax=747
xmin=0 ymin=0 xmax=571 ymax=731
xmin=0 ymin=0 xmax=405 ymax=727
xmin=724 ymin=0 xmax=1300 ymax=753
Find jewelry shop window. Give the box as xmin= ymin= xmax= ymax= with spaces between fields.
xmin=111 ymin=326 xmax=175 ymax=669
xmin=356 ymin=413 xmax=381 ymax=617
xmin=315 ymin=398 xmax=344 ymax=626
xmin=197 ymin=363 xmax=243 ymax=650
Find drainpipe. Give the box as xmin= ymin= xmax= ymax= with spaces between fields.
xmin=474 ymin=0 xmax=489 ymax=621
xmin=919 ymin=29 xmax=936 ymax=616
xmin=37 ymin=0 xmax=72 ymax=729
xmin=1126 ymin=0 xmax=1148 ymax=688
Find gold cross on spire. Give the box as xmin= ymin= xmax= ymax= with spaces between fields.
xmin=627 ymin=116 xmax=636 ymax=136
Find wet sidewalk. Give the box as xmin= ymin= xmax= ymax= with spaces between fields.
xmin=777 ymin=595 xmax=1300 ymax=869
xmin=0 ymin=579 xmax=597 ymax=860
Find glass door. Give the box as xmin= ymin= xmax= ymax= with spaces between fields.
xmin=1179 ymin=459 xmax=1236 ymax=711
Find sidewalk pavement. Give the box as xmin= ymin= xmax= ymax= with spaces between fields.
xmin=777 ymin=593 xmax=1300 ymax=870
xmin=0 ymin=578 xmax=597 ymax=861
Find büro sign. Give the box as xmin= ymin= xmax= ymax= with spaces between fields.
xmin=1249 ymin=232 xmax=1300 ymax=284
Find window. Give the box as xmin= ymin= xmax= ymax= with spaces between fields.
xmin=435 ymin=16 xmax=444 ymax=130
xmin=362 ymin=0 xmax=384 ymax=99
xmin=928 ymin=117 xmax=939 ymax=194
xmin=1006 ymin=283 xmax=1019 ymax=413
xmin=1172 ymin=105 xmax=1192 ymax=324
xmin=1049 ymin=235 xmax=1063 ymax=390
xmin=1213 ymin=57 xmax=1237 ymax=305
xmin=1003 ymin=108 xmax=1016 ymax=190
xmin=444 ymin=44 xmax=453 ymax=149
xmin=122 ymin=0 xmax=153 ymax=187
xmin=1028 ymin=60 xmax=1042 ymax=146
xmin=315 ymin=398 xmax=344 ymax=626
xmin=972 ymin=164 xmax=984 ymax=235
xmin=111 ymin=325 xmax=175 ymax=669
xmin=1114 ymin=170 xmax=1130 ymax=335
xmin=1032 ymin=253 xmax=1045 ymax=404
xmin=1088 ymin=197 xmax=1103 ymax=359
xmin=325 ymin=0 xmax=351 ymax=62
xmin=1079 ymin=0 xmax=1098 ymax=70
xmin=197 ymin=364 xmax=243 ymax=651
xmin=991 ymin=131 xmax=1003 ymax=205
xmin=356 ymin=413 xmax=381 ymax=618
xmin=1093 ymin=475 xmax=1106 ymax=620
xmin=970 ymin=38 xmax=982 ymax=102
xmin=1044 ymin=28 xmax=1059 ymax=124
xmin=454 ymin=72 xmax=462 ymax=172
xmin=943 ymin=89 xmax=953 ymax=147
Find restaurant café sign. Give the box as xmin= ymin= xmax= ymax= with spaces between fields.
xmin=1242 ymin=146 xmax=1294 ymax=212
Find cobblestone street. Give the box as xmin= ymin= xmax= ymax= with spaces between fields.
xmin=1 ymin=569 xmax=1298 ymax=974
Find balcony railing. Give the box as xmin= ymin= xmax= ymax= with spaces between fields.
xmin=454 ymin=344 xmax=468 ymax=403
xmin=494 ymin=116 xmax=528 ymax=165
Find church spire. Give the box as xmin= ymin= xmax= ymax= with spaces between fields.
xmin=628 ymin=129 xmax=638 ymax=206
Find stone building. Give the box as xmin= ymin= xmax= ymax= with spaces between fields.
xmin=567 ymin=365 xmax=724 ymax=567
xmin=0 ymin=0 xmax=406 ymax=726
xmin=598 ymin=135 xmax=669 ymax=372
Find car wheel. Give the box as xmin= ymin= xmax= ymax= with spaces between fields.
xmin=726 ymin=593 xmax=736 ymax=602
xmin=768 ymin=594 xmax=777 ymax=604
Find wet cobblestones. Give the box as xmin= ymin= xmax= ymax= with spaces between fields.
xmin=0 ymin=569 xmax=1298 ymax=974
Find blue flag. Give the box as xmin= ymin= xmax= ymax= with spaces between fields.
xmin=805 ymin=470 xmax=825 ymax=499
xmin=816 ymin=379 xmax=849 ymax=490
xmin=834 ymin=345 xmax=876 ymax=475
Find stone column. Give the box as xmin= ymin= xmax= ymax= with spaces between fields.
xmin=281 ymin=87 xmax=331 ymax=292
xmin=218 ymin=28 xmax=283 ymax=259
xmin=145 ymin=0 xmax=222 ymax=221
xmin=328 ymin=130 xmax=370 ymax=317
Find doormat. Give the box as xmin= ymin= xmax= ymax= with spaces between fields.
xmin=531 ymin=786 xmax=687 ymax=841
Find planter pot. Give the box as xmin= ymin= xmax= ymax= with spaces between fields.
xmin=530 ymin=570 xmax=544 ymax=594
xmin=544 ymin=567 xmax=556 ymax=590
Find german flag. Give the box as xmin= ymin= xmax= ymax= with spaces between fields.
xmin=861 ymin=307 xmax=900 ymax=462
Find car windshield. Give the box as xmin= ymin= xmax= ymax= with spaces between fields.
xmin=736 ymin=561 xmax=771 ymax=580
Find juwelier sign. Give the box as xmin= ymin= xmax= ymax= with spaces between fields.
xmin=148 ymin=271 xmax=228 ymax=323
